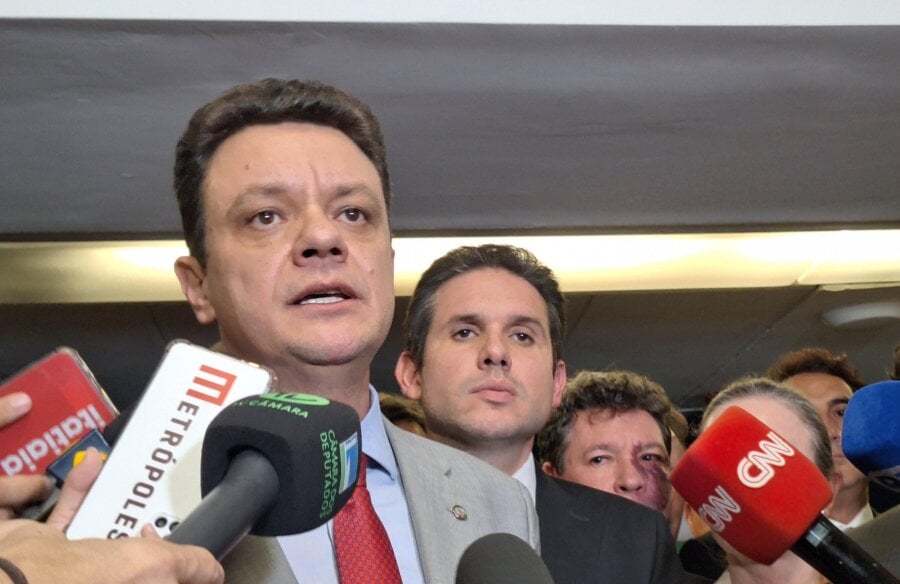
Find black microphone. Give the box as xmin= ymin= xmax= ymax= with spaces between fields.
xmin=167 ymin=392 xmax=361 ymax=559
xmin=455 ymin=533 xmax=555 ymax=584
xmin=791 ymin=512 xmax=899 ymax=584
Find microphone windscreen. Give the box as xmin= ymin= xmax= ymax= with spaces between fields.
xmin=843 ymin=380 xmax=900 ymax=491
xmin=201 ymin=392 xmax=361 ymax=536
xmin=455 ymin=533 xmax=554 ymax=584
xmin=671 ymin=406 xmax=832 ymax=564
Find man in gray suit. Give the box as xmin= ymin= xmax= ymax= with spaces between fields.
xmin=395 ymin=244 xmax=686 ymax=583
xmin=172 ymin=79 xmax=538 ymax=583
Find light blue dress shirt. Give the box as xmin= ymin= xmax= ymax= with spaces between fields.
xmin=278 ymin=387 xmax=425 ymax=583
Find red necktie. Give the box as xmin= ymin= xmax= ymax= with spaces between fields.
xmin=333 ymin=454 xmax=403 ymax=584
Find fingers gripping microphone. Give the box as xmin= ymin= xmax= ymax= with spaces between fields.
xmin=167 ymin=392 xmax=361 ymax=559
xmin=455 ymin=533 xmax=555 ymax=584
xmin=671 ymin=406 xmax=897 ymax=584
xmin=843 ymin=380 xmax=900 ymax=492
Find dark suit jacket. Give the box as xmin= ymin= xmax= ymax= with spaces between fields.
xmin=535 ymin=472 xmax=688 ymax=584
xmin=678 ymin=532 xmax=727 ymax=581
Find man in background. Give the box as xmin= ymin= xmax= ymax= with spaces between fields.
xmin=395 ymin=244 xmax=684 ymax=583
xmin=767 ymin=347 xmax=872 ymax=530
xmin=537 ymin=370 xmax=682 ymax=533
xmin=538 ymin=371 xmax=718 ymax=582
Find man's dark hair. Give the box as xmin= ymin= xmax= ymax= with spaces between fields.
xmin=174 ymin=78 xmax=391 ymax=264
xmin=402 ymin=244 xmax=566 ymax=368
xmin=767 ymin=347 xmax=865 ymax=390
xmin=537 ymin=370 xmax=677 ymax=473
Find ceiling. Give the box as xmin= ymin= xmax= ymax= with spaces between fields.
xmin=1 ymin=16 xmax=898 ymax=412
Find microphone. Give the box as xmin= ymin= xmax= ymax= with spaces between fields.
xmin=843 ymin=380 xmax=900 ymax=491
xmin=1 ymin=347 xmax=117 ymax=478
xmin=167 ymin=392 xmax=361 ymax=559
xmin=66 ymin=340 xmax=280 ymax=541
xmin=0 ymin=348 xmax=118 ymax=520
xmin=455 ymin=533 xmax=555 ymax=584
xmin=671 ymin=406 xmax=898 ymax=584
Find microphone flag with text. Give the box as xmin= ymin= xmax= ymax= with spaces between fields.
xmin=671 ymin=405 xmax=898 ymax=584
xmin=66 ymin=341 xmax=277 ymax=540
xmin=0 ymin=347 xmax=118 ymax=520
xmin=0 ymin=347 xmax=117 ymax=479
xmin=167 ymin=392 xmax=361 ymax=559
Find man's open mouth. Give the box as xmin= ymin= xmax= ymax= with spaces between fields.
xmin=296 ymin=291 xmax=350 ymax=305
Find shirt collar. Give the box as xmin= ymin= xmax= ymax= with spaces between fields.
xmin=830 ymin=504 xmax=874 ymax=531
xmin=359 ymin=385 xmax=399 ymax=481
xmin=512 ymin=455 xmax=537 ymax=503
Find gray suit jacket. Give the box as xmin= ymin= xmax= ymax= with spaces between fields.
xmin=848 ymin=504 xmax=900 ymax=578
xmin=223 ymin=417 xmax=539 ymax=583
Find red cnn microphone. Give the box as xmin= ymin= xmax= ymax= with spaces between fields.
xmin=671 ymin=406 xmax=897 ymax=584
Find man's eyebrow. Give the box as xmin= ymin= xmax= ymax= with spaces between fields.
xmin=231 ymin=181 xmax=378 ymax=198
xmin=228 ymin=183 xmax=290 ymax=206
xmin=446 ymin=314 xmax=483 ymax=327
xmin=632 ymin=441 xmax=667 ymax=452
xmin=333 ymin=182 xmax=381 ymax=201
xmin=829 ymin=397 xmax=850 ymax=407
xmin=581 ymin=442 xmax=616 ymax=453
xmin=509 ymin=315 xmax=547 ymax=330
xmin=444 ymin=314 xmax=547 ymax=331
xmin=226 ymin=181 xmax=382 ymax=211
xmin=241 ymin=183 xmax=285 ymax=195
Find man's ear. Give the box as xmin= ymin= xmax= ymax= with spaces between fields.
xmin=541 ymin=461 xmax=560 ymax=478
xmin=174 ymin=256 xmax=216 ymax=325
xmin=550 ymin=360 xmax=567 ymax=408
xmin=395 ymin=351 xmax=424 ymax=401
xmin=827 ymin=471 xmax=842 ymax=504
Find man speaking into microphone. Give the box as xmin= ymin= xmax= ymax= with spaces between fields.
xmin=170 ymin=78 xmax=538 ymax=583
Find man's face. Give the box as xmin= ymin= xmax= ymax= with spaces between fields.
xmin=783 ymin=372 xmax=866 ymax=491
xmin=397 ymin=268 xmax=565 ymax=451
xmin=175 ymin=122 xmax=394 ymax=375
xmin=546 ymin=408 xmax=670 ymax=511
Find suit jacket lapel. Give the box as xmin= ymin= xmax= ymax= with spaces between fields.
xmin=385 ymin=419 xmax=449 ymax=583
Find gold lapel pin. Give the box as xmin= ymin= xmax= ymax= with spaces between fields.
xmin=450 ymin=505 xmax=468 ymax=521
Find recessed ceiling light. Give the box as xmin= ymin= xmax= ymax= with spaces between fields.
xmin=822 ymin=301 xmax=900 ymax=330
